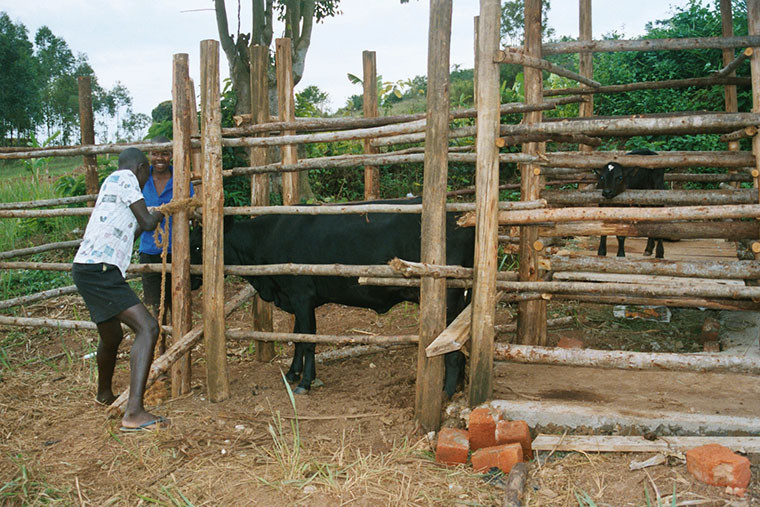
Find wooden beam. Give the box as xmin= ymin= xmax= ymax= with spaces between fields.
xmin=415 ymin=0 xmax=451 ymax=431
xmin=425 ymin=303 xmax=472 ymax=357
xmin=469 ymin=0 xmax=501 ymax=407
xmin=77 ymin=76 xmax=99 ymax=202
xmin=540 ymin=35 xmax=760 ymax=55
xmin=362 ymin=50 xmax=380 ymax=200
xmin=170 ymin=53 xmax=194 ymax=396
xmin=200 ymin=39 xmax=230 ymax=402
xmin=276 ymin=38 xmax=300 ymax=205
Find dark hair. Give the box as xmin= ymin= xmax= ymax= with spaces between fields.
xmin=118 ymin=148 xmax=149 ymax=169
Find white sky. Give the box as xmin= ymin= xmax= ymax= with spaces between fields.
xmin=1 ymin=0 xmax=691 ymax=137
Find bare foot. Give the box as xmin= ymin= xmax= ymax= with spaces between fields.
xmin=121 ymin=410 xmax=169 ymax=430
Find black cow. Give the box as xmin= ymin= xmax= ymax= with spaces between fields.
xmin=189 ymin=203 xmax=474 ymax=397
xmin=594 ymin=148 xmax=665 ymax=258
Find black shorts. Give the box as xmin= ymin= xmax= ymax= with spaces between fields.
xmin=139 ymin=252 xmax=172 ymax=310
xmin=72 ymin=263 xmax=142 ymax=324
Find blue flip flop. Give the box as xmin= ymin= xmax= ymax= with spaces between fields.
xmin=120 ymin=416 xmax=168 ymax=432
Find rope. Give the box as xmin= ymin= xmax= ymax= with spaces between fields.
xmin=149 ymin=196 xmax=202 ymax=338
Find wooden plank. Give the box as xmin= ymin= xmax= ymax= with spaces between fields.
xmin=415 ymin=0 xmax=451 ymax=431
xmin=532 ymin=434 xmax=760 ymax=454
xmin=200 ymin=39 xmax=230 ymax=402
xmin=425 ymin=304 xmax=471 ymax=357
xmin=469 ymin=0 xmax=501 ymax=406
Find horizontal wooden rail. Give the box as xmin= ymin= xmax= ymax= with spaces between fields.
xmin=226 ymin=329 xmax=418 ymax=345
xmin=542 ymin=188 xmax=757 ymax=206
xmin=540 ymin=35 xmax=760 ymax=55
xmin=0 ymin=239 xmax=82 ymax=260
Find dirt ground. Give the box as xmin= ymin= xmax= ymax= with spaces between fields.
xmin=1 ymin=275 xmax=759 ymax=505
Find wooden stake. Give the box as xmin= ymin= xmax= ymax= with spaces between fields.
xmin=469 ymin=0 xmax=501 ymax=407
xmin=170 ymin=53 xmax=193 ymax=396
xmin=276 ymin=38 xmax=300 ymax=205
xmin=415 ymin=0 xmax=451 ymax=431
xmin=362 ymin=50 xmax=380 ymax=200
xmin=249 ymin=43 xmax=275 ymax=363
xmin=200 ymin=39 xmax=230 ymax=402
xmin=77 ymin=77 xmax=99 ymax=202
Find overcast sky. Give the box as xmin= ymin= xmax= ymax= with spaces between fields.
xmin=1 ymin=0 xmax=692 ymax=135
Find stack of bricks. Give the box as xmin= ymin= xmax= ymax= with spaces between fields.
xmin=435 ymin=406 xmax=533 ymax=475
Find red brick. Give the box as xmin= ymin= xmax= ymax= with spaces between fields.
xmin=557 ymin=336 xmax=583 ymax=349
xmin=468 ymin=407 xmax=501 ymax=450
xmin=435 ymin=428 xmax=470 ymax=466
xmin=495 ymin=420 xmax=533 ymax=459
xmin=686 ymin=444 xmax=750 ymax=496
xmin=471 ymin=443 xmax=523 ymax=473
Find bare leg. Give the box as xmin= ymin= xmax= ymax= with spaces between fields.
xmin=111 ymin=303 xmax=164 ymax=429
xmin=95 ymin=318 xmax=123 ymax=405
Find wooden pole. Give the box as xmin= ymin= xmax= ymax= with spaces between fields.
xmin=495 ymin=343 xmax=760 ymax=374
xmin=543 ymin=75 xmax=748 ymax=97
xmin=469 ymin=0 xmax=501 ymax=406
xmin=415 ymin=0 xmax=452 ymax=431
xmin=494 ymin=50 xmax=601 ymax=87
xmin=721 ymin=0 xmax=742 ymax=188
xmin=276 ymin=38 xmax=300 ymax=205
xmin=517 ymin=0 xmax=547 ymax=348
xmin=170 ymin=54 xmax=193 ymax=396
xmin=249 ymin=43 xmax=275 ymax=363
xmin=541 ymin=35 xmax=760 ymax=54
xmin=362 ymin=51 xmax=380 ymax=200
xmin=578 ymin=0 xmax=594 ymax=154
xmin=77 ymin=77 xmax=99 ymax=201
xmin=541 ymin=188 xmax=758 ymax=206
xmin=200 ymin=39 xmax=230 ymax=402
xmin=747 ymin=0 xmax=760 ymax=270
xmin=459 ymin=204 xmax=760 ymax=227
xmin=548 ymin=255 xmax=760 ymax=280
xmin=527 ymin=220 xmax=760 ymax=241
xmin=554 ymin=294 xmax=760 ymax=311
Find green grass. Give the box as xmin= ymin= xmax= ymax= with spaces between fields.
xmin=0 ymin=157 xmax=90 ymax=301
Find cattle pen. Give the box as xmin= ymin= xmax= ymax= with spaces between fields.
xmin=0 ymin=0 xmax=760 ymax=436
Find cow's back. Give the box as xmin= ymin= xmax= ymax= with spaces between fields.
xmin=224 ymin=212 xmax=474 ymax=315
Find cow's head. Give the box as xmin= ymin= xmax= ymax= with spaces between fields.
xmin=188 ymin=216 xmax=236 ymax=267
xmin=595 ymin=162 xmax=626 ymax=199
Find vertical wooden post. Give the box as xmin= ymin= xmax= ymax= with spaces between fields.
xmin=188 ymin=79 xmax=203 ymax=185
xmin=276 ymin=38 xmax=300 ymax=206
xmin=516 ymin=0 xmax=547 ymax=346
xmin=722 ymin=0 xmax=741 ymax=187
xmin=473 ymin=16 xmax=480 ymax=111
xmin=363 ymin=51 xmax=380 ymax=200
xmin=170 ymin=54 xmax=193 ymax=396
xmin=578 ymin=0 xmax=594 ymax=153
xmin=415 ymin=0 xmax=452 ymax=431
xmin=468 ymin=0 xmax=501 ymax=406
xmin=200 ymin=39 xmax=229 ymax=402
xmin=249 ymin=43 xmax=275 ymax=362
xmin=77 ymin=77 xmax=99 ymax=201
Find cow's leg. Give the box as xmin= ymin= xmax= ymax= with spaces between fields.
xmin=655 ymin=238 xmax=664 ymax=259
xmin=291 ymin=304 xmax=317 ymax=395
xmin=296 ymin=342 xmax=317 ymax=395
xmin=443 ymin=350 xmax=466 ymax=398
xmin=597 ymin=235 xmax=608 ymax=256
xmin=615 ymin=236 xmax=626 ymax=257
xmin=285 ymin=342 xmax=304 ymax=383
xmin=644 ymin=237 xmax=655 ymax=256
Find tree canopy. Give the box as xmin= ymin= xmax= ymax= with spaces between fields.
xmin=0 ymin=12 xmax=148 ymax=145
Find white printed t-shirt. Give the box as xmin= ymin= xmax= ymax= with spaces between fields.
xmin=73 ymin=170 xmax=145 ymax=278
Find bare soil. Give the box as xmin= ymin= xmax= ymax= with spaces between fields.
xmin=0 ymin=277 xmax=758 ymax=505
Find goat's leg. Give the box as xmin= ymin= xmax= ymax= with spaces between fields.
xmin=616 ymin=236 xmax=626 ymax=257
xmin=597 ymin=235 xmax=608 ymax=256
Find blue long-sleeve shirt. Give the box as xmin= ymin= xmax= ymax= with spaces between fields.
xmin=138 ymin=166 xmax=195 ymax=255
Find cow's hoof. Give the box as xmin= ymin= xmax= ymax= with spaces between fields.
xmin=643 ymin=250 xmax=653 ymax=256
xmin=293 ymin=386 xmax=309 ymax=395
xmin=285 ymin=371 xmax=301 ymax=383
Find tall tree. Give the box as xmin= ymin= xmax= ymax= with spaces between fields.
xmin=0 ymin=13 xmax=40 ymax=143
xmin=214 ymin=0 xmax=341 ymax=115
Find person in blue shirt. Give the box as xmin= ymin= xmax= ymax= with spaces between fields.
xmin=138 ymin=136 xmax=195 ymax=346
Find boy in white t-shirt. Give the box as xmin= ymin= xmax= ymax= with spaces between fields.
xmin=73 ymin=147 xmax=167 ymax=431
